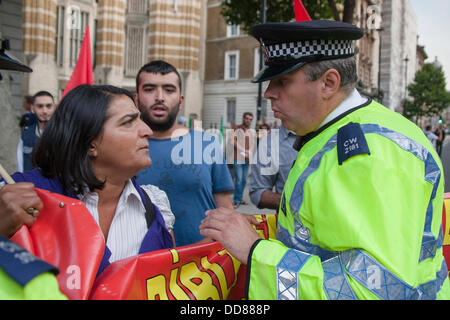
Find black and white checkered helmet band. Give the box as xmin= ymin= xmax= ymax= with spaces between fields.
xmin=264 ymin=39 xmax=354 ymax=62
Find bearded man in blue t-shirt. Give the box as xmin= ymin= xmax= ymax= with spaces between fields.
xmin=134 ymin=60 xmax=234 ymax=247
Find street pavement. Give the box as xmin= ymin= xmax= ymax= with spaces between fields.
xmin=228 ymin=171 xmax=277 ymax=216
xmin=231 ymin=183 xmax=276 ymax=216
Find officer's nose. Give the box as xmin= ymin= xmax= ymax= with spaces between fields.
xmin=264 ymin=81 xmax=277 ymax=100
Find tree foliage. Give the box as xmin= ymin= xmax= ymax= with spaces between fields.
xmin=220 ymin=0 xmax=351 ymax=33
xmin=404 ymin=63 xmax=450 ymax=122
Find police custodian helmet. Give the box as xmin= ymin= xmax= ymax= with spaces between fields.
xmin=0 ymin=39 xmax=32 ymax=73
xmin=250 ymin=20 xmax=364 ymax=83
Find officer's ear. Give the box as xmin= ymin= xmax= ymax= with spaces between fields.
xmin=320 ymin=68 xmax=341 ymax=100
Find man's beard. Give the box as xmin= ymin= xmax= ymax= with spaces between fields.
xmin=140 ymin=101 xmax=181 ymax=132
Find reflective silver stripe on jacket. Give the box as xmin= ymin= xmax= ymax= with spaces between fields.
xmin=276 ymin=249 xmax=311 ymax=300
xmin=280 ymin=123 xmax=447 ymax=300
xmin=276 ymin=244 xmax=449 ymax=300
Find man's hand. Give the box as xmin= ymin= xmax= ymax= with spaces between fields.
xmin=200 ymin=207 xmax=261 ymax=263
xmin=0 ymin=183 xmax=43 ymax=238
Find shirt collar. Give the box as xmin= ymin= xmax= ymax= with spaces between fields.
xmin=293 ymin=89 xmax=370 ymax=152
xmin=318 ymin=88 xmax=368 ymax=130
xmin=279 ymin=125 xmax=297 ymax=140
xmin=79 ymin=179 xmax=143 ymax=208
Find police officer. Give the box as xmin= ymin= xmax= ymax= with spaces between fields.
xmin=200 ymin=20 xmax=450 ymax=300
xmin=0 ymin=235 xmax=67 ymax=299
xmin=0 ymin=40 xmax=66 ymax=300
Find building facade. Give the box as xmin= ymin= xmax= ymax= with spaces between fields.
xmin=11 ymin=0 xmax=423 ymax=130
xmin=203 ymin=0 xmax=279 ymax=131
xmin=379 ymin=0 xmax=417 ymax=111
xmin=202 ymin=0 xmax=394 ymax=129
xmin=0 ymin=0 xmax=26 ymax=173
xmin=21 ymin=0 xmax=206 ymax=120
xmin=353 ymin=0 xmax=383 ymax=100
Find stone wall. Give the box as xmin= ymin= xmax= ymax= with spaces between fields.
xmin=0 ymin=74 xmax=21 ymax=174
xmin=0 ymin=0 xmax=26 ymax=174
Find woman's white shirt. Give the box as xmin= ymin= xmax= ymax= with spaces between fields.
xmin=80 ymin=180 xmax=175 ymax=263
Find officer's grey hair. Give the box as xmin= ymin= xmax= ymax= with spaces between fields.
xmin=302 ymin=56 xmax=358 ymax=93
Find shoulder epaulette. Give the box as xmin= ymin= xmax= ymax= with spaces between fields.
xmin=0 ymin=235 xmax=59 ymax=286
xmin=337 ymin=122 xmax=371 ymax=165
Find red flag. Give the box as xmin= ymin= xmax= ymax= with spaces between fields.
xmin=62 ymin=26 xmax=93 ymax=98
xmin=293 ymin=0 xmax=312 ymax=21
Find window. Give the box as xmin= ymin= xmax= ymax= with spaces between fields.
xmin=226 ymin=24 xmax=240 ymax=37
xmin=225 ymin=50 xmax=239 ymax=80
xmin=226 ymin=98 xmax=236 ymax=124
xmin=127 ymin=0 xmax=148 ymax=14
xmin=69 ymin=9 xmax=89 ymax=67
xmin=125 ymin=25 xmax=146 ymax=76
xmin=54 ymin=6 xmax=65 ymax=66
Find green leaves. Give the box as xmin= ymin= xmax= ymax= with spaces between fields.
xmin=405 ymin=63 xmax=450 ymax=122
xmin=220 ymin=0 xmax=345 ymax=33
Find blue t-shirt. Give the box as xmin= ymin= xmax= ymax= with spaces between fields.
xmin=137 ymin=129 xmax=234 ymax=246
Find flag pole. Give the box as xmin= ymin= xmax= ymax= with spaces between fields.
xmin=256 ymin=0 xmax=267 ymax=123
xmin=0 ymin=163 xmax=15 ymax=184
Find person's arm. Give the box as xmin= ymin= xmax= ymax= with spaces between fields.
xmin=249 ymin=161 xmax=278 ymax=209
xmin=257 ymin=190 xmax=281 ymax=210
xmin=213 ymin=191 xmax=234 ymax=210
xmin=170 ymin=231 xmax=176 ymax=247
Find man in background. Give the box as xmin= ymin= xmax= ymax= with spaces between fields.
xmin=134 ymin=60 xmax=234 ymax=247
xmin=249 ymin=124 xmax=297 ymax=210
xmin=17 ymin=91 xmax=56 ymax=172
xmin=230 ymin=112 xmax=255 ymax=208
xmin=18 ymin=95 xmax=36 ymax=131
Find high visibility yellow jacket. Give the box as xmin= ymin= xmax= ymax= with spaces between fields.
xmin=0 ymin=236 xmax=67 ymax=300
xmin=247 ymin=100 xmax=450 ymax=300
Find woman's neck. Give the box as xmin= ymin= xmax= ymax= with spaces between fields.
xmin=94 ymin=177 xmax=128 ymax=241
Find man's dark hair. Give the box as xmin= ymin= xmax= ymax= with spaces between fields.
xmin=243 ymin=112 xmax=253 ymax=118
xmin=32 ymin=90 xmax=54 ymax=104
xmin=24 ymin=95 xmax=33 ymax=105
xmin=33 ymin=84 xmax=135 ymax=195
xmin=136 ymin=60 xmax=182 ymax=92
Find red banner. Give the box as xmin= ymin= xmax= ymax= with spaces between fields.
xmin=90 ymin=214 xmax=277 ymax=300
xmin=10 ymin=188 xmax=277 ymax=300
xmin=443 ymin=193 xmax=450 ymax=276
